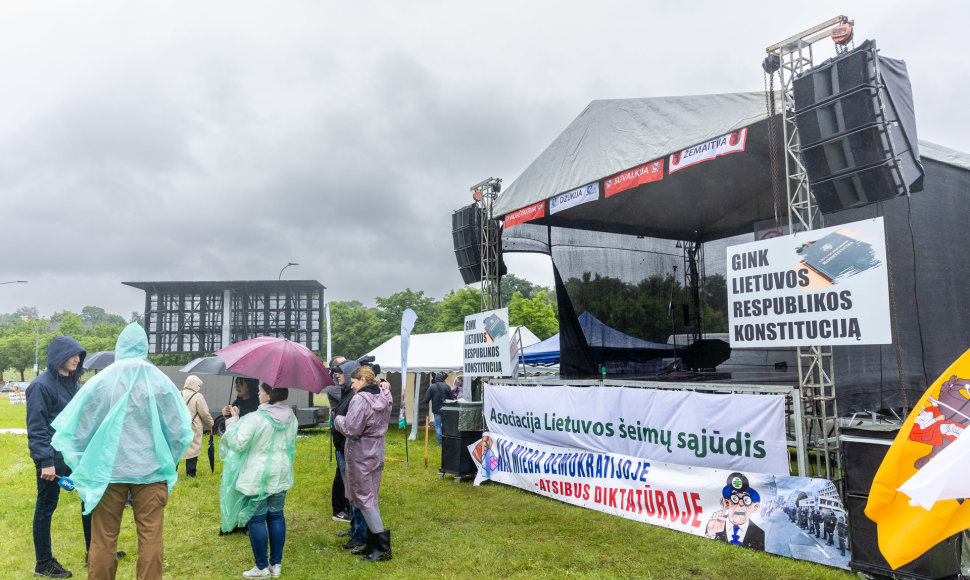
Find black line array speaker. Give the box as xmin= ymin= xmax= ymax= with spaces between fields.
xmin=793 ymin=39 xmax=923 ymax=213
xmin=841 ymin=427 xmax=963 ymax=579
xmin=451 ymin=204 xmax=506 ymax=285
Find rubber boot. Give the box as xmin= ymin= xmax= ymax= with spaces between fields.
xmin=364 ymin=529 xmax=392 ymax=562
xmin=352 ymin=531 xmax=374 ymax=556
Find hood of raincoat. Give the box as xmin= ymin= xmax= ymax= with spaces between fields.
xmin=182 ymin=375 xmax=203 ymax=392
xmin=50 ymin=322 xmax=193 ymax=514
xmin=338 ymin=360 xmax=360 ymax=389
xmin=115 ymin=321 xmax=149 ymax=360
xmin=45 ymin=335 xmax=86 ymax=376
xmin=260 ymin=400 xmax=295 ymax=424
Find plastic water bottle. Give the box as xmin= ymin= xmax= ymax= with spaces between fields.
xmin=56 ymin=475 xmax=75 ymax=492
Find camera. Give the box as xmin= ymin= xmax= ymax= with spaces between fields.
xmin=356 ymin=355 xmax=382 ymax=377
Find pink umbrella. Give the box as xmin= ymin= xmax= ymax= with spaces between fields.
xmin=215 ymin=336 xmax=333 ymax=393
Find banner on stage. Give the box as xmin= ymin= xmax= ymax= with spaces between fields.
xmin=604 ymin=159 xmax=664 ymax=198
xmin=463 ymin=308 xmax=512 ymax=377
xmin=550 ymin=182 xmax=599 ymax=214
xmin=471 ymin=433 xmax=850 ymax=570
xmin=669 ymin=128 xmax=747 ymax=173
xmin=503 ymin=200 xmax=545 ymax=227
xmin=484 ymin=384 xmax=788 ymax=475
xmin=727 ymin=217 xmax=891 ymax=347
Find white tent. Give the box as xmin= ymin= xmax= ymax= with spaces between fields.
xmin=365 ymin=326 xmax=541 ymax=440
xmin=364 ymin=326 xmax=541 ymax=372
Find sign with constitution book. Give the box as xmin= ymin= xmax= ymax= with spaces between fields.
xmin=463 ymin=308 xmax=512 ymax=377
xmin=726 ymin=217 xmax=891 ymax=348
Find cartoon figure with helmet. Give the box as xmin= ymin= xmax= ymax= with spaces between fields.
xmin=705 ymin=472 xmax=765 ymax=551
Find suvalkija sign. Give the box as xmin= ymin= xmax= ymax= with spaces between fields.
xmin=727 ymin=217 xmax=891 ymax=348
xmin=463 ymin=308 xmax=512 ymax=377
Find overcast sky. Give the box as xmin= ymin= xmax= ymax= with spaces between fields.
xmin=2 ymin=0 xmax=967 ymax=319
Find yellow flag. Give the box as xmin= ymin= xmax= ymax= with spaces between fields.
xmin=865 ymin=347 xmax=970 ymax=569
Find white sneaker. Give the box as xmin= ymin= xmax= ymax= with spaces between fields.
xmin=242 ymin=566 xmax=270 ymax=578
xmin=270 ymin=564 xmax=282 ymax=577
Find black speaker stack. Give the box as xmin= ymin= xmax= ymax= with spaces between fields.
xmin=440 ymin=402 xmax=484 ymax=480
xmin=452 ymin=204 xmax=483 ymax=285
xmin=841 ymin=426 xmax=963 ymax=579
xmin=793 ymin=39 xmax=923 ymax=213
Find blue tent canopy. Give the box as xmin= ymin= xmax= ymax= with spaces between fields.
xmin=522 ymin=312 xmax=676 ymax=364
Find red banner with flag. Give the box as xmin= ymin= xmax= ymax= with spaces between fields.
xmin=864 ymin=347 xmax=970 ymax=569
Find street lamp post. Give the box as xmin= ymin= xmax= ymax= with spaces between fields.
xmin=278 ymin=262 xmax=299 ymax=280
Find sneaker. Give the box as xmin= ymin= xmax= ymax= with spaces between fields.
xmin=335 ymin=528 xmax=351 ymax=538
xmin=269 ymin=564 xmax=282 ymax=578
xmin=242 ymin=566 xmax=270 ymax=578
xmin=332 ymin=511 xmax=350 ymax=522
xmin=34 ymin=558 xmax=72 ymax=578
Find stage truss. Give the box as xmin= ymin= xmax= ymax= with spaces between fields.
xmin=766 ymin=16 xmax=853 ymax=484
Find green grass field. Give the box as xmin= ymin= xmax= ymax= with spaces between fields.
xmin=0 ymin=400 xmax=856 ymax=579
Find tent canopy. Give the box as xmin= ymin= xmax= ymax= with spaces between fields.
xmin=365 ymin=326 xmax=541 ymax=373
xmin=493 ymin=92 xmax=785 ymax=242
xmin=522 ymin=312 xmax=677 ymax=364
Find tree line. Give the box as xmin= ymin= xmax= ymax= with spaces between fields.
xmin=1 ymin=273 xmax=730 ymax=380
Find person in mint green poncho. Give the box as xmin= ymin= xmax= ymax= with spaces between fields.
xmin=51 ymin=322 xmax=193 ymax=580
xmin=220 ymin=382 xmax=297 ymax=579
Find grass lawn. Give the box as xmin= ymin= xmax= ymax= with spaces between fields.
xmin=0 ymin=400 xmax=857 ymax=579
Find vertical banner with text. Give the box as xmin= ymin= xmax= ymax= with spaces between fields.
xmin=464 ymin=308 xmax=512 ymax=377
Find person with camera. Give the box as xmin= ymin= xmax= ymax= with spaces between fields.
xmin=334 ymin=365 xmax=394 ymax=561
xmin=326 ymin=356 xmax=352 ymax=524
xmin=219 ymin=382 xmax=298 ymax=579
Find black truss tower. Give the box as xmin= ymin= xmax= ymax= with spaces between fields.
xmin=123 ymin=280 xmax=325 ymax=355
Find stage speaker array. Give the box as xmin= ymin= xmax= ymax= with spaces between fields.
xmin=452 ymin=203 xmax=506 ymax=286
xmin=841 ymin=427 xmax=962 ymax=579
xmin=793 ymin=39 xmax=923 ymax=213
xmin=452 ymin=204 xmax=483 ymax=285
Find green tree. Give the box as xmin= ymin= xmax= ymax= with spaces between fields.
xmin=500 ymin=274 xmax=550 ymax=306
xmin=374 ymin=289 xmax=438 ymax=338
xmin=81 ymin=305 xmax=126 ymax=326
xmin=434 ymin=288 xmax=482 ymax=332
xmin=508 ymin=290 xmax=559 ymax=340
xmin=2 ymin=330 xmax=39 ymax=380
xmin=328 ymin=301 xmax=383 ymax=360
xmin=50 ymin=311 xmax=85 ymax=338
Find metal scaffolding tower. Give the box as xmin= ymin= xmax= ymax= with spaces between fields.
xmin=765 ymin=16 xmax=852 ymax=481
xmin=472 ymin=177 xmax=503 ymax=312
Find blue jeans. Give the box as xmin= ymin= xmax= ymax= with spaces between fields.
xmin=433 ymin=413 xmax=443 ymax=445
xmin=33 ymin=459 xmax=91 ymax=563
xmin=247 ymin=494 xmax=286 ymax=569
xmin=335 ymin=450 xmax=366 ymax=542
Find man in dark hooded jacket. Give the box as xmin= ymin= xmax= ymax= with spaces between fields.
xmin=26 ymin=336 xmax=87 ymax=578
xmin=423 ymin=372 xmax=455 ymax=445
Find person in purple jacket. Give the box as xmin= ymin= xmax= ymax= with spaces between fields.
xmin=334 ymin=365 xmax=394 ymax=562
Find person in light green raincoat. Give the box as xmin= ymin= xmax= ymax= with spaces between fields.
xmin=51 ymin=322 xmax=193 ymax=580
xmin=220 ymin=382 xmax=298 ymax=578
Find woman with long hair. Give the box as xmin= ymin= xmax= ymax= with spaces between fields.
xmin=220 ymin=383 xmax=297 ymax=578
xmin=334 ymin=365 xmax=394 ymax=561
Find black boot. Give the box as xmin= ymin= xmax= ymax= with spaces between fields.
xmin=364 ymin=529 xmax=392 ymax=562
xmin=352 ymin=531 xmax=374 ymax=556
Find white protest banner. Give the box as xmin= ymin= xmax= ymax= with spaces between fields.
xmin=727 ymin=217 xmax=891 ymax=348
xmin=470 ymin=433 xmax=850 ymax=570
xmin=463 ymin=308 xmax=511 ymax=377
xmin=485 ymin=384 xmax=788 ymax=475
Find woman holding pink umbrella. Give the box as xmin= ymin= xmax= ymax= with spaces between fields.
xmin=334 ymin=365 xmax=394 ymax=561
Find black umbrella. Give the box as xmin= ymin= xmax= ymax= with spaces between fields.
xmin=83 ymin=351 xmax=115 ymax=370
xmin=208 ymin=427 xmax=215 ymax=473
xmin=178 ymin=356 xmax=247 ymax=376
